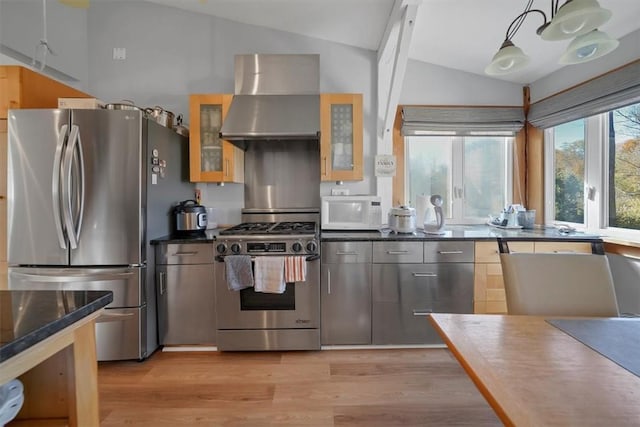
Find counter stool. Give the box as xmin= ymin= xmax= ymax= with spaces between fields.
xmin=497 ymin=238 xmax=619 ymax=317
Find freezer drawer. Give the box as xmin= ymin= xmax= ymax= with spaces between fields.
xmin=8 ymin=267 xmax=145 ymax=307
xmin=96 ymin=307 xmax=146 ymax=361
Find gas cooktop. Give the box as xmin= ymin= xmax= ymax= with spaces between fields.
xmin=219 ymin=221 xmax=317 ymax=236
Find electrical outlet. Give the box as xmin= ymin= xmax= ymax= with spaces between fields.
xmin=331 ymin=188 xmax=349 ymax=196
xmin=113 ymin=47 xmax=126 ymax=60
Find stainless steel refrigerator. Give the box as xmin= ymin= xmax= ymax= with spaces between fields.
xmin=7 ymin=109 xmax=194 ymax=361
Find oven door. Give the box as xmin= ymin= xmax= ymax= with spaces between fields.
xmin=215 ymin=256 xmax=320 ymax=329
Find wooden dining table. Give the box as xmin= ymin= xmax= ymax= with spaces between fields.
xmin=429 ymin=313 xmax=640 ymax=427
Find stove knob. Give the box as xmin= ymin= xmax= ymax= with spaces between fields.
xmin=230 ymin=243 xmax=241 ymax=254
xmin=306 ymin=241 xmax=317 ymax=253
xmin=292 ymin=242 xmax=303 ymax=253
xmin=216 ymin=243 xmax=227 ymax=254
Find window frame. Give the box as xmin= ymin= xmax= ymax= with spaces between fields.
xmin=544 ymin=107 xmax=640 ymax=241
xmin=404 ymin=135 xmax=514 ymax=225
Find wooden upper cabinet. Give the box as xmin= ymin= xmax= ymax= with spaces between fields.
xmin=0 ymin=66 xmax=91 ymax=119
xmin=320 ymin=93 xmax=363 ymax=181
xmin=189 ymin=94 xmax=244 ymax=183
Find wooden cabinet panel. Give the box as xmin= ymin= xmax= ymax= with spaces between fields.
xmin=534 ymin=241 xmax=592 ymax=254
xmin=0 ymin=66 xmax=90 ymax=119
xmin=320 ymin=93 xmax=363 ymax=181
xmin=474 ymin=241 xmax=534 ymax=263
xmin=188 ymin=94 xmax=243 ymax=183
xmin=473 ymin=241 xmax=533 ymax=314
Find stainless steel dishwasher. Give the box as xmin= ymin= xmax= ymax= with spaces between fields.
xmin=155 ymin=242 xmax=216 ymax=345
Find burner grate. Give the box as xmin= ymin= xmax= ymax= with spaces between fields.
xmin=220 ymin=221 xmax=317 ymax=236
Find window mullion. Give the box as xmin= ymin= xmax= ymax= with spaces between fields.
xmin=452 ymin=137 xmax=464 ymax=221
xmin=544 ymin=128 xmax=556 ymax=225
xmin=585 ymin=115 xmax=604 ymax=231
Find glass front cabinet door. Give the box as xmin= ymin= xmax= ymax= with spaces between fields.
xmin=320 ymin=93 xmax=363 ymax=181
xmin=189 ymin=94 xmax=244 ymax=183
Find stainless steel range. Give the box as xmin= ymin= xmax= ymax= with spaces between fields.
xmin=215 ymin=54 xmax=322 ymax=351
xmin=214 ymin=215 xmax=320 ymax=351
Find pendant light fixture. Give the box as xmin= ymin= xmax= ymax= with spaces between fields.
xmin=485 ymin=0 xmax=617 ymax=76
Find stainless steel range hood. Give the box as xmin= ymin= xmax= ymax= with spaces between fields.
xmin=220 ymin=54 xmax=320 ymax=146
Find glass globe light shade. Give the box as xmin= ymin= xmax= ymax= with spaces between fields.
xmin=559 ymin=29 xmax=619 ymax=64
xmin=485 ymin=41 xmax=530 ymax=75
xmin=541 ymin=0 xmax=612 ymax=41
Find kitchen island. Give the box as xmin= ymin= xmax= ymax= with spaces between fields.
xmin=0 ymin=290 xmax=112 ymax=426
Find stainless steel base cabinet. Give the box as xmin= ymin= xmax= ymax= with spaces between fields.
xmin=156 ymin=243 xmax=216 ymax=345
xmin=321 ymin=242 xmax=372 ymax=345
xmin=372 ymin=241 xmax=474 ymax=345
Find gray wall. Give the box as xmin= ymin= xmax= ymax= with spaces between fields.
xmin=0 ymin=0 xmax=89 ymax=86
xmin=2 ymin=0 xmax=636 ymax=225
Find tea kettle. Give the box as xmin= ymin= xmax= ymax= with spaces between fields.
xmin=424 ymin=195 xmax=446 ymax=234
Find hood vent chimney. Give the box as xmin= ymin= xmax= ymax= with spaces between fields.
xmin=219 ymin=54 xmax=320 ymax=147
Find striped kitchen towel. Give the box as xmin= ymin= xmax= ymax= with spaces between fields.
xmin=284 ymin=256 xmax=307 ymax=283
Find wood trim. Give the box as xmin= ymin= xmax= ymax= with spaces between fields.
xmin=604 ymin=241 xmax=640 ymax=258
xmin=525 ymin=124 xmax=544 ymax=222
xmin=392 ymin=105 xmax=404 ymax=205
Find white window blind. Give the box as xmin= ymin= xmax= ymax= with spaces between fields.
xmin=528 ymin=59 xmax=640 ymax=129
xmin=401 ymin=106 xmax=525 ymax=136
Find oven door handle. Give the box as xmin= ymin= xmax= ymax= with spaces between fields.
xmin=305 ymin=254 xmax=320 ymax=262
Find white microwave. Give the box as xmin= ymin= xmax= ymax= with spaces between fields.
xmin=321 ymin=195 xmax=382 ymax=230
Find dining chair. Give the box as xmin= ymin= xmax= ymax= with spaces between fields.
xmin=497 ymin=239 xmax=620 ymax=317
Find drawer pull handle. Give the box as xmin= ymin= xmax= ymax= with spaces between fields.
xmin=413 ymin=309 xmax=433 ymax=316
xmin=438 ymin=250 xmax=463 ymax=254
xmin=554 ymin=250 xmax=576 ymax=253
xmin=336 ymin=251 xmax=357 ymax=255
xmin=387 ymin=250 xmax=409 ymax=254
xmin=173 ymin=251 xmax=198 ymax=256
xmin=413 ymin=272 xmax=437 ymax=278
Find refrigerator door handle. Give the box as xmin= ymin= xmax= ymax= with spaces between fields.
xmin=73 ymin=125 xmax=86 ymax=243
xmin=52 ymin=124 xmax=69 ymax=249
xmin=10 ymin=270 xmax=135 ymax=282
xmin=62 ymin=125 xmax=84 ymax=249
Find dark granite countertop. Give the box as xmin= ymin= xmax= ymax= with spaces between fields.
xmin=151 ymin=229 xmax=220 ymax=244
xmin=321 ymin=225 xmax=602 ymax=242
xmin=0 ymin=290 xmax=113 ymax=362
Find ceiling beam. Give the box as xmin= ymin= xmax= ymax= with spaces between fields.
xmin=377 ymin=0 xmax=420 ymax=146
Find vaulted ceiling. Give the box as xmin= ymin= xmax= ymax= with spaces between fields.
xmin=144 ymin=0 xmax=640 ymax=85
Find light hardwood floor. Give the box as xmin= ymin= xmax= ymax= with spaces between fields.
xmin=98 ymin=348 xmax=502 ymax=426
